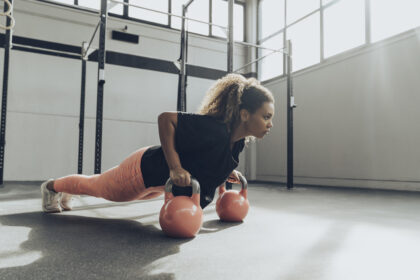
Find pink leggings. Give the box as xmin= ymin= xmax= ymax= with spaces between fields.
xmin=53 ymin=147 xmax=165 ymax=202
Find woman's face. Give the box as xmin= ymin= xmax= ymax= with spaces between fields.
xmin=243 ymin=102 xmax=275 ymax=139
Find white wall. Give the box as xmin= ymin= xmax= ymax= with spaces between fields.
xmin=261 ymin=29 xmax=420 ymax=191
xmin=0 ymin=0 xmax=247 ymax=180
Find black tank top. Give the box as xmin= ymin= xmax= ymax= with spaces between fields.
xmin=140 ymin=112 xmax=245 ymax=209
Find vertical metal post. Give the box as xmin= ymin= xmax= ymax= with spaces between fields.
xmin=286 ymin=40 xmax=295 ymax=189
xmin=177 ymin=5 xmax=188 ymax=112
xmin=123 ymin=0 xmax=128 ymax=17
xmin=225 ymin=0 xmax=234 ymax=190
xmin=0 ymin=0 xmax=13 ymax=185
xmin=168 ymin=0 xmax=172 ymax=27
xmin=94 ymin=0 xmax=107 ymax=174
xmin=227 ymin=0 xmax=234 ymax=72
xmin=78 ymin=42 xmax=87 ymax=174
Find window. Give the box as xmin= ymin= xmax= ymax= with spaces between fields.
xmin=129 ymin=0 xmax=168 ymax=25
xmin=171 ymin=0 xmax=209 ymax=35
xmin=78 ymin=0 xmax=99 ymax=10
xmin=287 ymin=0 xmax=318 ymax=25
xmin=42 ymin=0 xmax=245 ymax=42
xmin=54 ymin=0 xmax=74 ymax=5
xmin=370 ymin=0 xmax=420 ymax=42
xmin=322 ymin=0 xmax=335 ymax=6
xmin=259 ymin=0 xmax=285 ymax=40
xmin=109 ymin=1 xmax=124 ymax=15
xmin=212 ymin=0 xmax=244 ymax=42
xmin=258 ymin=0 xmax=420 ymax=81
xmin=259 ymin=33 xmax=284 ymax=81
xmin=323 ymin=0 xmax=365 ymax=58
xmin=286 ymin=12 xmax=320 ymax=72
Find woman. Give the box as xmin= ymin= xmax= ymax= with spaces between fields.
xmin=41 ymin=73 xmax=275 ymax=212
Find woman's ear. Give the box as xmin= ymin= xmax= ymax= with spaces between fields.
xmin=240 ymin=109 xmax=250 ymax=122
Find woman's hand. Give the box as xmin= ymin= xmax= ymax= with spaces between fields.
xmin=170 ymin=167 xmax=192 ymax=186
xmin=227 ymin=170 xmax=242 ymax=184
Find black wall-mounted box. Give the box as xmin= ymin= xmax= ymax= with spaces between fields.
xmin=111 ymin=30 xmax=139 ymax=44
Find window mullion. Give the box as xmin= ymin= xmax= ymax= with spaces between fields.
xmin=365 ymin=0 xmax=371 ymax=44
xmin=168 ymin=0 xmax=171 ymax=27
xmin=124 ymin=0 xmax=128 ymax=18
xmin=209 ymin=0 xmax=212 ymax=36
xmin=283 ymin=0 xmax=287 ymax=75
xmin=320 ymin=0 xmax=324 ymax=61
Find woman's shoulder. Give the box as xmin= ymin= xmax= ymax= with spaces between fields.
xmin=177 ymin=112 xmax=225 ymax=127
xmin=176 ymin=112 xmax=229 ymax=142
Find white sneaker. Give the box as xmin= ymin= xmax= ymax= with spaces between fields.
xmin=60 ymin=193 xmax=73 ymax=211
xmin=41 ymin=179 xmax=62 ymax=213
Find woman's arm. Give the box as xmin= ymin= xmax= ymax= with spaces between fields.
xmin=158 ymin=112 xmax=191 ymax=186
xmin=227 ymin=170 xmax=242 ymax=184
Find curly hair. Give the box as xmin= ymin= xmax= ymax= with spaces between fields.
xmin=198 ymin=73 xmax=274 ymax=141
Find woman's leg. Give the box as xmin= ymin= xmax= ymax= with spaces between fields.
xmin=52 ymin=147 xmax=150 ymax=202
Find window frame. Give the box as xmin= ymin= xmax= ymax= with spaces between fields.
xmin=209 ymin=0 xmax=246 ymax=42
xmin=37 ymin=0 xmax=245 ymax=41
xmin=257 ymin=0 xmax=372 ymax=82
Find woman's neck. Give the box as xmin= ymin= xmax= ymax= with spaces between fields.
xmin=230 ymin=122 xmax=247 ymax=144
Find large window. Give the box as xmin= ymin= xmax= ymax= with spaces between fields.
xmin=258 ymin=0 xmax=320 ymax=80
xmin=287 ymin=12 xmax=320 ymax=72
xmin=108 ymin=1 xmax=124 ymax=15
xmin=212 ymin=0 xmax=244 ymax=42
xmin=171 ymin=0 xmax=209 ymax=35
xmin=370 ymin=0 xmax=420 ymax=43
xmin=45 ymin=0 xmax=244 ymax=40
xmin=129 ymin=0 xmax=168 ymax=25
xmin=55 ymin=0 xmax=74 ymax=5
xmin=77 ymin=0 xmax=99 ymax=10
xmin=286 ymin=0 xmax=318 ymax=25
xmin=323 ymin=0 xmax=365 ymax=58
xmin=259 ymin=0 xmax=284 ymax=40
xmin=258 ymin=0 xmax=420 ymax=81
xmin=259 ymin=33 xmax=284 ymax=81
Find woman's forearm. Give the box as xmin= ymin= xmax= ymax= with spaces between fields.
xmin=158 ymin=112 xmax=182 ymax=170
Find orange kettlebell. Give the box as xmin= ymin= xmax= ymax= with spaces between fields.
xmin=216 ymin=174 xmax=249 ymax=222
xmin=159 ymin=178 xmax=203 ymax=238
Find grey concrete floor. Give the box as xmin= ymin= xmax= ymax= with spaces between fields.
xmin=1 ymin=181 xmax=420 ymax=280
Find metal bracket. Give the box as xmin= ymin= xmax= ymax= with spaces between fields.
xmin=291 ymin=96 xmax=297 ymax=108
xmin=99 ymin=69 xmax=105 ymax=82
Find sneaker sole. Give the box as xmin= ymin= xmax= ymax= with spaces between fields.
xmin=41 ymin=180 xmax=62 ymax=213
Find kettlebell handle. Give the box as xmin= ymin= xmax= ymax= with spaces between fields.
xmin=225 ymin=174 xmax=247 ymax=189
xmin=219 ymin=174 xmax=248 ymax=196
xmin=164 ymin=177 xmax=201 ymax=206
xmin=165 ymin=177 xmax=201 ymax=194
xmin=237 ymin=174 xmax=248 ymax=189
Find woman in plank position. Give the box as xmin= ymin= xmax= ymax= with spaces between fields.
xmin=41 ymin=73 xmax=275 ymax=212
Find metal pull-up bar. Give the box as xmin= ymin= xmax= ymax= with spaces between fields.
xmin=94 ymin=0 xmax=107 ymax=174
xmin=0 ymin=0 xmax=14 ymax=184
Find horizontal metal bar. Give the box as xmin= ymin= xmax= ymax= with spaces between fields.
xmin=109 ymin=0 xmax=227 ymax=30
xmin=184 ymin=0 xmax=195 ymax=10
xmin=259 ymin=5 xmax=325 ymax=43
xmin=235 ymin=41 xmax=286 ymax=53
xmin=234 ymin=49 xmax=283 ymax=73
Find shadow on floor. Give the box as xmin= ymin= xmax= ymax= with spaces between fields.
xmin=0 ymin=212 xmax=191 ymax=280
xmin=199 ymin=219 xmax=243 ymax=234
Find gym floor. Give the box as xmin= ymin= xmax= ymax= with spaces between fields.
xmin=1 ymin=182 xmax=420 ymax=280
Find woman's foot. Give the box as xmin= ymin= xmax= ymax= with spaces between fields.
xmin=60 ymin=193 xmax=73 ymax=211
xmin=40 ymin=179 xmax=62 ymax=213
